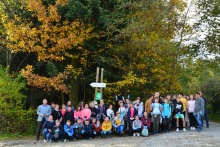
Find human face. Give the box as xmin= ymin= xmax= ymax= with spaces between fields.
xmin=92 ymin=118 xmax=96 ymax=124
xmin=62 ymin=104 xmax=66 ymax=109
xmin=190 ymin=95 xmax=194 ymax=100
xmin=117 ymin=113 xmax=120 ymax=118
xmin=77 ymin=119 xmax=82 ymax=123
xmin=135 ymin=115 xmax=139 ymax=121
xmin=66 ymin=121 xmax=71 ymax=126
xmin=55 ymin=105 xmax=59 ymax=110
xmin=43 ymin=99 xmax=47 ymax=105
xmin=56 ymin=121 xmax=60 ymax=126
xmin=136 ymin=99 xmax=140 ymax=104
xmin=48 ymin=115 xmax=53 ymax=121
xmin=85 ymin=104 xmax=89 ymax=109
xmin=109 ymin=105 xmax=112 ymax=109
xmin=164 ymin=99 xmax=168 ymax=103
xmin=68 ymin=107 xmax=71 ymax=112
xmin=85 ymin=121 xmax=89 ymax=125
xmin=176 ymin=98 xmax=180 ymax=102
xmin=120 ymin=102 xmax=123 ymax=107
xmin=91 ymin=102 xmax=95 ymax=108
xmin=154 ymin=92 xmax=160 ymax=98
xmin=67 ymin=101 xmax=71 ymax=105
xmin=130 ymin=103 xmax=134 ymax=108
xmin=105 ymin=117 xmax=109 ymax=122
xmin=154 ymin=98 xmax=159 ymax=103
xmin=167 ymin=95 xmax=171 ymax=100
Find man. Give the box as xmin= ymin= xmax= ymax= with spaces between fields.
xmin=90 ymin=101 xmax=98 ymax=120
xmin=36 ymin=98 xmax=51 ymax=141
xmin=194 ymin=92 xmax=205 ymax=133
xmin=145 ymin=94 xmax=153 ymax=115
xmin=179 ymin=93 xmax=188 ymax=129
xmin=97 ymin=99 xmax=107 ymax=123
xmin=199 ymin=92 xmax=209 ymax=128
xmin=134 ymin=97 xmax=144 ymax=118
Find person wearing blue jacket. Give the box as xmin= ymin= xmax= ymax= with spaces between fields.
xmin=64 ymin=120 xmax=74 ymax=142
xmin=83 ymin=120 xmax=93 ymax=139
xmin=162 ymin=98 xmax=171 ymax=133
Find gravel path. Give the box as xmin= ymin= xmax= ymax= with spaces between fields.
xmin=1 ymin=122 xmax=220 ymax=147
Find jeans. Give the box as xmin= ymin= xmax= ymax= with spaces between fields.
xmin=114 ymin=125 xmax=124 ymax=134
xmin=133 ymin=128 xmax=142 ymax=133
xmin=196 ymin=114 xmax=203 ymax=132
xmin=203 ymin=110 xmax=209 ymax=127
xmin=43 ymin=129 xmax=51 ymax=140
xmin=101 ymin=130 xmax=112 ymax=136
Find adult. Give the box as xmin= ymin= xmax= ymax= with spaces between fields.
xmin=194 ymin=92 xmax=205 ymax=133
xmin=199 ymin=92 xmax=209 ymax=128
xmin=74 ymin=105 xmax=83 ymax=121
xmin=82 ymin=104 xmax=91 ymax=121
xmin=145 ymin=95 xmax=153 ymax=115
xmin=141 ymin=112 xmax=151 ymax=129
xmin=90 ymin=101 xmax=98 ymax=120
xmin=188 ymin=94 xmax=196 ymax=130
xmin=64 ymin=106 xmax=74 ymax=124
xmin=36 ymin=98 xmax=51 ymax=141
xmin=126 ymin=102 xmax=138 ymax=134
xmin=134 ymin=98 xmax=144 ymax=118
xmin=66 ymin=101 xmax=74 ymax=112
xmin=117 ymin=102 xmax=126 ymax=119
xmin=97 ymin=99 xmax=107 ymax=123
xmin=43 ymin=115 xmax=55 ymax=142
xmin=51 ymin=102 xmax=55 ymax=111
xmin=51 ymin=104 xmax=62 ymax=122
xmin=106 ymin=104 xmax=115 ymax=123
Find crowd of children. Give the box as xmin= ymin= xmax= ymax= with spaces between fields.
xmin=36 ymin=91 xmax=208 ymax=143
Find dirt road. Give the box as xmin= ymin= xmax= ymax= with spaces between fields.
xmin=1 ymin=122 xmax=219 ymax=147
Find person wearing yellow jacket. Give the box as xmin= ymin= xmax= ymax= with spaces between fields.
xmin=179 ymin=93 xmax=188 ymax=113
xmin=101 ymin=116 xmax=112 ymax=138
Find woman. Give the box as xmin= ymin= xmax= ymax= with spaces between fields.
xmin=51 ymin=104 xmax=62 ymax=122
xmin=106 ymin=104 xmax=115 ymax=124
xmin=141 ymin=111 xmax=151 ymax=129
xmin=188 ymin=94 xmax=196 ymax=130
xmin=117 ymin=102 xmax=126 ymax=119
xmin=66 ymin=101 xmax=74 ymax=112
xmin=60 ymin=104 xmax=66 ymax=124
xmin=126 ymin=102 xmax=138 ymax=134
xmin=82 ymin=104 xmax=91 ymax=121
xmin=74 ymin=105 xmax=83 ymax=121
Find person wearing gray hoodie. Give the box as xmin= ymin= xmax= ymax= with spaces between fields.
xmin=193 ymin=92 xmax=204 ymax=133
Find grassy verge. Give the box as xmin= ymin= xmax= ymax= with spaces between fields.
xmin=0 ymin=133 xmax=34 ymax=141
xmin=209 ymin=114 xmax=220 ymax=123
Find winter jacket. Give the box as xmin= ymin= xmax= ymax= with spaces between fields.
xmin=117 ymin=107 xmax=126 ymax=118
xmin=132 ymin=120 xmax=142 ymax=129
xmin=82 ymin=108 xmax=91 ymax=121
xmin=145 ymin=99 xmax=152 ymax=113
xmin=64 ymin=124 xmax=74 ymax=136
xmin=64 ymin=110 xmax=74 ymax=124
xmin=93 ymin=123 xmax=102 ymax=133
xmin=73 ymin=122 xmax=84 ymax=133
xmin=90 ymin=107 xmax=98 ymax=118
xmin=141 ymin=117 xmax=151 ymax=128
xmin=102 ymin=121 xmax=112 ymax=131
xmin=134 ymin=102 xmax=144 ymax=117
xmin=51 ymin=125 xmax=64 ymax=135
xmin=84 ymin=123 xmax=93 ymax=133
xmin=74 ymin=110 xmax=82 ymax=120
xmin=126 ymin=107 xmax=138 ymax=122
xmin=51 ymin=109 xmax=62 ymax=121
xmin=43 ymin=120 xmax=55 ymax=130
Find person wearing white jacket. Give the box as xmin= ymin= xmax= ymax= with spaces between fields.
xmin=117 ymin=102 xmax=126 ymax=118
xmin=134 ymin=99 xmax=144 ymax=118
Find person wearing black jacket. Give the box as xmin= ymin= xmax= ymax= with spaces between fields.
xmin=90 ymin=102 xmax=98 ymax=120
xmin=174 ymin=97 xmax=186 ymax=132
xmin=43 ymin=115 xmax=55 ymax=142
xmin=51 ymin=105 xmax=62 ymax=121
xmin=83 ymin=120 xmax=93 ymax=139
xmin=97 ymin=99 xmax=107 ymax=123
xmin=49 ymin=120 xmax=64 ymax=142
xmin=64 ymin=106 xmax=74 ymax=124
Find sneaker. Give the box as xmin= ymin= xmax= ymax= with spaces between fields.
xmin=133 ymin=133 xmax=136 ymax=136
xmin=49 ymin=140 xmax=52 ymax=143
xmin=183 ymin=128 xmax=186 ymax=132
xmin=190 ymin=127 xmax=193 ymax=130
xmin=43 ymin=139 xmax=47 ymax=143
xmin=176 ymin=128 xmax=179 ymax=132
xmin=192 ymin=127 xmax=195 ymax=130
xmin=137 ymin=133 xmax=140 ymax=136
xmin=64 ymin=139 xmax=67 ymax=142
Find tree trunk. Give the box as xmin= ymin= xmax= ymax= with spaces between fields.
xmin=69 ymin=84 xmax=79 ymax=107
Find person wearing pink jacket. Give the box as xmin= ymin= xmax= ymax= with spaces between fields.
xmin=74 ymin=105 xmax=83 ymax=121
xmin=82 ymin=104 xmax=91 ymax=121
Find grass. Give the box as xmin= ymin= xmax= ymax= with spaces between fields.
xmin=0 ymin=133 xmax=34 ymax=141
xmin=209 ymin=114 xmax=220 ymax=123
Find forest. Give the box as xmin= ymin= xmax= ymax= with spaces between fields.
xmin=0 ymin=0 xmax=219 ymax=135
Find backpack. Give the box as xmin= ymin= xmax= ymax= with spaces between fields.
xmin=54 ymin=130 xmax=59 ymax=139
xmin=141 ymin=128 xmax=148 ymax=137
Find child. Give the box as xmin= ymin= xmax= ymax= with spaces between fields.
xmin=93 ymin=120 xmax=102 ymax=138
xmin=83 ymin=120 xmax=93 ymax=139
xmin=60 ymin=104 xmax=66 ymax=125
xmin=50 ymin=120 xmax=64 ymax=143
xmin=174 ymin=97 xmax=186 ymax=132
xmin=64 ymin=106 xmax=74 ymax=124
xmin=82 ymin=104 xmax=91 ymax=122
xmin=117 ymin=102 xmax=126 ymax=119
xmin=132 ymin=115 xmax=142 ymax=136
xmin=64 ymin=120 xmax=74 ymax=142
xmin=126 ymin=103 xmax=138 ymax=134
xmin=162 ymin=98 xmax=171 ymax=133
xmin=73 ymin=118 xmax=84 ymax=140
xmin=141 ymin=112 xmax=150 ymax=137
xmin=43 ymin=115 xmax=55 ymax=142
xmin=101 ymin=116 xmax=112 ymax=138
xmin=74 ymin=105 xmax=83 ymax=122
xmin=151 ymin=97 xmax=163 ymax=136
xmin=113 ymin=113 xmax=124 ymax=134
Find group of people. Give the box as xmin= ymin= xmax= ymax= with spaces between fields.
xmin=35 ymin=91 xmax=208 ymax=143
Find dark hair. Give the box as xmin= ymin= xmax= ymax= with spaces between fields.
xmin=43 ymin=98 xmax=47 ymax=101
xmin=76 ymin=105 xmax=82 ymax=111
xmin=179 ymin=93 xmax=183 ymax=96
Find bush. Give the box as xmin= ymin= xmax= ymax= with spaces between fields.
xmin=0 ymin=109 xmax=36 ymax=135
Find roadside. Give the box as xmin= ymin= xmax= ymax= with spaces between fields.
xmin=0 ymin=122 xmax=220 ymax=147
